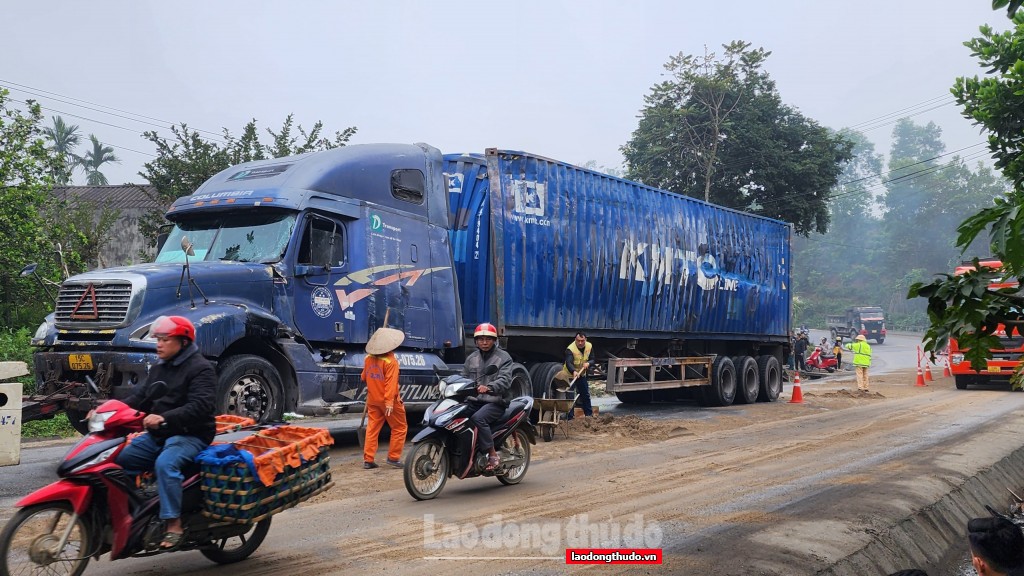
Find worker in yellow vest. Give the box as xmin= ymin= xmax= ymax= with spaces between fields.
xmin=844 ymin=334 xmax=872 ymax=392
xmin=557 ymin=332 xmax=594 ymax=419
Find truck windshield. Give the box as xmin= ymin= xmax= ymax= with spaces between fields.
xmin=155 ymin=212 xmax=296 ymax=264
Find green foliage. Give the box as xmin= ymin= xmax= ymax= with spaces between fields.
xmin=136 ymin=116 xmax=357 ymax=245
xmin=910 ymin=7 xmax=1024 ymax=364
xmin=0 ymin=327 xmax=35 ymax=392
xmin=78 ymin=134 xmax=119 ymax=186
xmin=22 ymin=413 xmax=79 ymax=439
xmin=623 ymin=41 xmax=853 ymax=236
xmin=42 ymin=116 xmax=82 ymax=185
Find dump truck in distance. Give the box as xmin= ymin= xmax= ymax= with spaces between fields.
xmin=826 ymin=307 xmax=887 ymax=344
xmin=28 ymin=144 xmax=792 ymax=431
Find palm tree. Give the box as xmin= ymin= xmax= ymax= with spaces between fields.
xmin=79 ymin=135 xmax=120 ymax=185
xmin=42 ymin=116 xmax=82 ymax=185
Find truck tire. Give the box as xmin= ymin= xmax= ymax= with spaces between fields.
xmin=509 ymin=363 xmax=532 ymax=399
xmin=216 ymin=355 xmax=284 ymax=424
xmin=616 ymin=391 xmax=653 ymax=404
xmin=756 ymin=355 xmax=782 ymax=402
xmin=530 ymin=362 xmax=565 ymax=399
xmin=955 ymin=375 xmax=971 ymax=390
xmin=701 ymin=356 xmax=736 ymax=407
xmin=732 ymin=356 xmax=759 ymax=405
xmin=66 ymin=407 xmax=91 ymax=435
xmin=875 ymin=338 xmax=884 ymax=345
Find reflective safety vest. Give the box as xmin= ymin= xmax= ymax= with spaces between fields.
xmin=558 ymin=341 xmax=593 ymax=380
xmin=844 ymin=340 xmax=872 ymax=367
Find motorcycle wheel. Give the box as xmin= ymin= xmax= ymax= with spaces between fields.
xmin=0 ymin=503 xmax=92 ymax=576
xmin=200 ymin=518 xmax=272 ymax=564
xmin=497 ymin=428 xmax=531 ymax=486
xmin=404 ymin=439 xmax=449 ymax=501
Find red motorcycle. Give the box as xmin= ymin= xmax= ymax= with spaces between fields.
xmin=805 ymin=346 xmax=839 ymax=373
xmin=0 ymin=388 xmax=272 ymax=576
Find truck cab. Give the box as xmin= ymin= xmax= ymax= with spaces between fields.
xmin=30 ymin=143 xmax=464 ymax=431
xmin=827 ymin=307 xmax=886 ymax=344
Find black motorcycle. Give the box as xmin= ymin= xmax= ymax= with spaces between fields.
xmin=403 ymin=365 xmax=537 ymax=500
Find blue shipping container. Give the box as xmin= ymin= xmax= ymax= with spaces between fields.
xmin=445 ymin=149 xmax=791 ymax=342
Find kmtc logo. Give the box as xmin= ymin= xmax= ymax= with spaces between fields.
xmin=371 ymin=214 xmax=383 ymax=231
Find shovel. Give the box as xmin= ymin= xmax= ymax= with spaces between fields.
xmin=356 ymin=401 xmax=368 ymax=448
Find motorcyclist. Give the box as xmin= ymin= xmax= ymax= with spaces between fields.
xmin=113 ymin=315 xmax=216 ymax=549
xmin=462 ymin=322 xmax=514 ymax=471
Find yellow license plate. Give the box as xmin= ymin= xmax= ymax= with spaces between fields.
xmin=68 ymin=354 xmax=93 ymax=371
xmin=987 ymin=365 xmax=1002 ymax=373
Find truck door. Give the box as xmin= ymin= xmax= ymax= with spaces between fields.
xmin=292 ymin=214 xmax=348 ymax=344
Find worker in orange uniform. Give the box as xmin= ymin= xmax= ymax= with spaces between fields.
xmin=361 ymin=326 xmax=408 ymax=469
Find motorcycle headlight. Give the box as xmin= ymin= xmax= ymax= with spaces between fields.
xmin=68 ymin=446 xmax=120 ymax=474
xmin=87 ymin=409 xmax=116 ymax=433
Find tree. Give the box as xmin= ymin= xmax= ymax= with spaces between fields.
xmin=909 ymin=6 xmax=1024 ymax=367
xmin=623 ymin=41 xmax=853 ymax=236
xmin=0 ymin=89 xmax=64 ymax=327
xmin=42 ymin=116 xmax=82 ymax=185
xmin=78 ymin=134 xmax=119 ymax=185
xmin=136 ymin=116 xmax=357 ymax=243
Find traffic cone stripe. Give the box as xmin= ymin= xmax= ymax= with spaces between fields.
xmin=924 ymin=361 xmax=934 ymax=381
xmin=915 ymin=365 xmax=927 ymax=387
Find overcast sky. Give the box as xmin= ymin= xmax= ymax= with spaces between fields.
xmin=1 ymin=1 xmax=1010 ymax=186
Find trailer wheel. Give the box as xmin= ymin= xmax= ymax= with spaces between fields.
xmin=530 ymin=362 xmax=565 ymax=399
xmin=65 ymin=407 xmax=90 ymax=435
xmin=732 ymin=356 xmax=759 ymax=405
xmin=509 ymin=363 xmax=532 ymax=399
xmin=216 ymin=355 xmax=283 ymax=424
xmin=701 ymin=356 xmax=736 ymax=407
xmin=615 ymin=391 xmax=653 ymax=404
xmin=756 ymin=355 xmax=782 ymax=402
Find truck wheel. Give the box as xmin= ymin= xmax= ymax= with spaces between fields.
xmin=616 ymin=391 xmax=652 ymax=404
xmin=530 ymin=362 xmax=565 ymax=399
xmin=955 ymin=375 xmax=971 ymax=390
xmin=830 ymin=329 xmax=837 ymax=341
xmin=876 ymin=338 xmax=884 ymax=345
xmin=732 ymin=356 xmax=759 ymax=404
xmin=701 ymin=356 xmax=736 ymax=407
xmin=756 ymin=355 xmax=782 ymax=402
xmin=66 ymin=407 xmax=90 ymax=435
xmin=216 ymin=355 xmax=283 ymax=424
xmin=509 ymin=363 xmax=532 ymax=399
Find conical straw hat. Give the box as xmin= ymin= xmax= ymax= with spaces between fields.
xmin=366 ymin=327 xmax=405 ymax=355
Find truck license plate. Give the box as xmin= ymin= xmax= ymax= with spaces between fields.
xmin=68 ymin=354 xmax=93 ymax=371
xmin=987 ymin=365 xmax=1002 ymax=373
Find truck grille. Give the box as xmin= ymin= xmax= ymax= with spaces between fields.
xmin=55 ymin=281 xmax=134 ymax=326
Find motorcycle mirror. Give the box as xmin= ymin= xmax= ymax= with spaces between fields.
xmin=485 ymin=364 xmax=499 ymax=376
xmin=19 ymin=263 xmax=37 ymax=277
xmin=180 ymin=236 xmax=195 ymax=257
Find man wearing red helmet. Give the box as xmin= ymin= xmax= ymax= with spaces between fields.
xmin=463 ymin=322 xmax=514 ymax=471
xmin=115 ymin=315 xmax=216 ymax=549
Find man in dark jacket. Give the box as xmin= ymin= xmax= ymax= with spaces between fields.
xmin=115 ymin=315 xmax=216 ymax=549
xmin=462 ymin=322 xmax=514 ymax=471
xmin=794 ymin=332 xmax=809 ymax=371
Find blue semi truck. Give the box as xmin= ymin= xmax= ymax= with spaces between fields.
xmin=28 ymin=143 xmax=792 ymax=432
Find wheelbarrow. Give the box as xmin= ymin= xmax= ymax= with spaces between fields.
xmin=532 ymin=373 xmax=579 ymax=442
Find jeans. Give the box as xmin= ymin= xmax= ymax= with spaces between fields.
xmin=115 ymin=432 xmax=208 ymax=520
xmin=567 ymin=376 xmax=592 ymax=419
xmin=469 ymin=402 xmax=505 ymax=452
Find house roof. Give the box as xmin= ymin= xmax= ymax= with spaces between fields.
xmin=52 ymin=185 xmax=163 ymax=211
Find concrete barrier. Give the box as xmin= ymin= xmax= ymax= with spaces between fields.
xmin=0 ymin=361 xmax=28 ymax=466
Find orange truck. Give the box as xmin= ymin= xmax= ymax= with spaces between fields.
xmin=948 ymin=259 xmax=1024 ymax=390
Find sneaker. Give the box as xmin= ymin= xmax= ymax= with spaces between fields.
xmin=385 ymin=459 xmax=403 ymax=468
xmin=363 ymin=461 xmax=379 ymax=469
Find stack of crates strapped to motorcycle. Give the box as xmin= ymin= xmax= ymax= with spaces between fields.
xmin=197 ymin=424 xmax=334 ymax=524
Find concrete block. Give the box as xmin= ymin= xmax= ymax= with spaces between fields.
xmin=0 ymin=381 xmax=22 ymax=466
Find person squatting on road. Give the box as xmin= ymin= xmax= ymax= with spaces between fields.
xmin=966 ymin=515 xmax=1024 ymax=575
xmin=844 ymin=334 xmax=873 ymax=392
xmin=463 ymin=322 xmax=514 ymax=471
xmin=361 ymin=326 xmax=408 ymax=469
xmin=557 ymin=332 xmax=594 ymax=420
xmin=114 ymin=315 xmax=216 ymax=550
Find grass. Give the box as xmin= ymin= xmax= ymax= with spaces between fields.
xmin=21 ymin=413 xmax=80 ymax=439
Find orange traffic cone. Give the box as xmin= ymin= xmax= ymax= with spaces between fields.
xmin=915 ymin=364 xmax=927 ymax=387
xmin=924 ymin=361 xmax=934 ymax=381
xmin=943 ymin=355 xmax=952 ymax=378
xmin=789 ymin=372 xmax=804 ymax=403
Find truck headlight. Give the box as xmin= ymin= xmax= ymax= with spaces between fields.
xmin=33 ymin=321 xmax=49 ymax=341
xmin=951 ymin=354 xmax=964 ymax=365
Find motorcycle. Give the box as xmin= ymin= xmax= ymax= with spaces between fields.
xmin=0 ymin=384 xmax=273 ymax=576
xmin=404 ymin=365 xmax=537 ymax=500
xmin=806 ymin=346 xmax=839 ymax=373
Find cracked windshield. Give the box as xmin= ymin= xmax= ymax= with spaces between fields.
xmin=155 ymin=213 xmax=296 ymax=264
